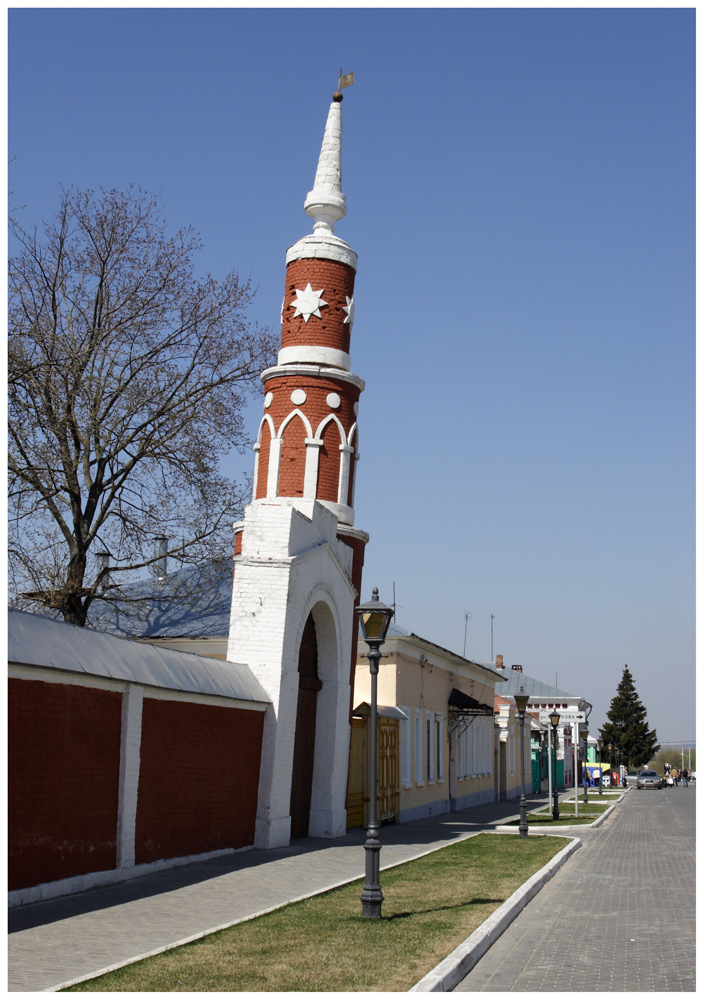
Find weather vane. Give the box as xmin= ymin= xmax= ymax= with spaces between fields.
xmin=334 ymin=70 xmax=354 ymax=101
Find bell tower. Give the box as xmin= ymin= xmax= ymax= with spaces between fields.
xmin=227 ymin=88 xmax=368 ymax=848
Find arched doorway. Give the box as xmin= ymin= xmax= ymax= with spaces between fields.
xmin=289 ymin=613 xmax=322 ymax=839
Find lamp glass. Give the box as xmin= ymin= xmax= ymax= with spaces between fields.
xmin=514 ymin=692 xmax=529 ymax=713
xmin=549 ymin=711 xmax=560 ymax=728
xmin=356 ymin=588 xmax=394 ymax=642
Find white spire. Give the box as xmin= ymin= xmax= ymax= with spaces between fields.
xmin=304 ymin=97 xmax=347 ymax=234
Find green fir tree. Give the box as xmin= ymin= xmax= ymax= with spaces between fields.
xmin=599 ymin=665 xmax=659 ymax=769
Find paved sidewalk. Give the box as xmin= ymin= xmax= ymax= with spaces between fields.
xmin=454 ymin=785 xmax=696 ymax=992
xmin=9 ymin=791 xmax=574 ymax=992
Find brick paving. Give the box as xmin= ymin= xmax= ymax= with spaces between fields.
xmin=8 ymin=792 xmax=558 ymax=992
xmin=454 ymin=785 xmax=696 ymax=992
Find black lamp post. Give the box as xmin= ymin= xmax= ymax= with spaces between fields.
xmin=356 ymin=588 xmax=394 ymax=919
xmin=549 ymin=711 xmax=560 ymax=820
xmin=514 ymin=689 xmax=530 ymax=837
xmin=597 ymin=739 xmax=603 ymax=796
xmin=582 ymin=726 xmax=590 ymax=804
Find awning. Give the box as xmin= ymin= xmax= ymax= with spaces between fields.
xmin=447 ymin=688 xmax=494 ymax=736
xmin=353 ymin=703 xmax=409 ymax=721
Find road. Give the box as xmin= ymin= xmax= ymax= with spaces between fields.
xmin=454 ymin=785 xmax=696 ymax=992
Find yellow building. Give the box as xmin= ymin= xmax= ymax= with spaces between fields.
xmin=349 ymin=623 xmax=505 ymax=826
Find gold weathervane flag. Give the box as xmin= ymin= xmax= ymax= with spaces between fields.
xmin=338 ymin=71 xmax=354 ymax=90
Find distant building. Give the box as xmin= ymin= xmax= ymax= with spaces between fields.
xmin=493 ymin=657 xmax=592 ymax=789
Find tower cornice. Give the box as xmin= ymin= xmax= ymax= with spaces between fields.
xmin=260 ymin=363 xmax=365 ymax=393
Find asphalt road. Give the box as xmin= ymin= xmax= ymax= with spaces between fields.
xmin=454 ymin=784 xmax=696 ymax=992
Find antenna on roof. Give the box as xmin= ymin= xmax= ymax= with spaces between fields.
xmin=392 ymin=581 xmax=396 ymax=620
xmin=464 ymin=612 xmax=471 ymax=657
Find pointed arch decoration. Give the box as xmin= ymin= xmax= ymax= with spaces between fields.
xmin=254 ymin=414 xmax=275 ymax=500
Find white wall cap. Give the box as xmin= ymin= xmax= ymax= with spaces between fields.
xmin=286 ymin=233 xmax=357 ymax=270
xmin=277 ymin=345 xmax=351 ymax=370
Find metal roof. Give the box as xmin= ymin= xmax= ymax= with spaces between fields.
xmin=494 ymin=668 xmax=590 ymax=706
xmin=8 ymin=609 xmax=270 ymax=705
xmin=86 ymin=559 xmax=233 ymax=638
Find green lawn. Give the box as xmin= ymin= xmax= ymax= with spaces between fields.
xmin=64 ymin=833 xmax=569 ymax=993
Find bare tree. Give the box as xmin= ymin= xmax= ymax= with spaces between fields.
xmin=9 ymin=186 xmax=276 ymax=626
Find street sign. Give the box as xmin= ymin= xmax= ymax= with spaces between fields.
xmin=538 ymin=710 xmax=586 ymax=724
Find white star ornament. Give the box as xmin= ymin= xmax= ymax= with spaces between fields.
xmin=290 ymin=283 xmax=328 ymax=323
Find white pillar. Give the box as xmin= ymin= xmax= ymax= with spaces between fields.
xmin=116 ymin=684 xmax=143 ymax=869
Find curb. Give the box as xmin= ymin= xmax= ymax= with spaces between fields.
xmin=409 ymin=836 xmax=582 ymax=992
xmin=494 ymin=798 xmax=619 ymax=832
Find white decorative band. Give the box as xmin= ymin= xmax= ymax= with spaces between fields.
xmin=286 ymin=234 xmax=358 ymax=270
xmin=277 ymin=345 xmax=351 ymax=370
xmin=261 ymin=364 xmax=365 ymax=392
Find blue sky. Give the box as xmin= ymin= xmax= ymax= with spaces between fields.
xmin=8 ymin=5 xmax=695 ymax=746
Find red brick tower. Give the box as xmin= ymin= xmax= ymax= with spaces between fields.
xmin=238 ymin=90 xmax=367 ymax=679
xmin=228 ymin=90 xmax=368 ymax=848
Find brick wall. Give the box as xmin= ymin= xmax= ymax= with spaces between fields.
xmin=8 ymin=674 xmax=266 ymax=897
xmin=282 ymin=258 xmax=355 ymax=354
xmin=135 ymin=698 xmax=264 ymax=864
xmin=8 ymin=678 xmax=122 ymax=890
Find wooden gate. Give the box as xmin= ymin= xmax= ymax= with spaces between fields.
xmin=378 ymin=718 xmax=399 ymax=824
xmin=345 ymin=718 xmax=365 ymax=829
xmin=345 ymin=714 xmax=399 ymax=828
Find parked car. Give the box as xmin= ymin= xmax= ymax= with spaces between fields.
xmin=636 ymin=769 xmax=663 ymax=790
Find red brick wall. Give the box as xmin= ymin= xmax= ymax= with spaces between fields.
xmin=256 ymin=374 xmax=360 ymax=503
xmin=317 ymin=418 xmax=344 ymax=503
xmin=8 ymin=678 xmax=122 ymax=890
xmin=278 ymin=412 xmax=307 ymax=497
xmin=255 ymin=420 xmax=273 ymax=500
xmin=135 ymin=698 xmax=264 ymax=865
xmin=282 ymin=258 xmax=355 ymax=355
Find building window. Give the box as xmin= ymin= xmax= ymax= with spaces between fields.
xmin=509 ymin=723 xmax=515 ymax=775
xmin=426 ymin=712 xmax=434 ymax=783
xmin=414 ymin=709 xmax=424 ymax=785
xmin=435 ymin=713 xmax=444 ymax=782
xmin=400 ymin=706 xmax=411 ymax=788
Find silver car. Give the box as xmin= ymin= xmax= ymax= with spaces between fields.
xmin=636 ymin=769 xmax=663 ymax=790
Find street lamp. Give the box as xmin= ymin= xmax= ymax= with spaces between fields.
xmin=582 ymin=726 xmax=590 ymax=804
xmin=356 ymin=587 xmax=394 ymax=919
xmin=597 ymin=739 xmax=603 ymax=796
xmin=549 ymin=711 xmax=560 ymax=820
xmin=514 ymin=688 xmax=530 ymax=838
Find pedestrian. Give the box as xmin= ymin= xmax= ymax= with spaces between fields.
xmin=667 ymin=774 xmax=674 ymax=789
xmin=682 ymin=769 xmax=689 ymax=788
xmin=673 ymin=768 xmax=680 ymax=787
